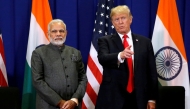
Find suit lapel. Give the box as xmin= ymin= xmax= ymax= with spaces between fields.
xmin=111 ymin=33 xmax=124 ymax=51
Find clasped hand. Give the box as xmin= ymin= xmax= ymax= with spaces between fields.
xmin=120 ymin=45 xmax=134 ymax=59
xmin=59 ymin=100 xmax=77 ymax=109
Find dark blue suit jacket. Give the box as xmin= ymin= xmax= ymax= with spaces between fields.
xmin=95 ymin=33 xmax=158 ymax=109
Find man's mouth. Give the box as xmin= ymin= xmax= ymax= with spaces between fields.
xmin=55 ymin=38 xmax=63 ymax=40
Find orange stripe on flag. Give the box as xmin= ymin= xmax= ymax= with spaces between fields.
xmin=32 ymin=0 xmax=52 ymax=40
xmin=157 ymin=0 xmax=187 ymax=60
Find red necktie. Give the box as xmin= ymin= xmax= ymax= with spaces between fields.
xmin=123 ymin=34 xmax=134 ymax=93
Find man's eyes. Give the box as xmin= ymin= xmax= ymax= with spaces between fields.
xmin=51 ymin=30 xmax=65 ymax=33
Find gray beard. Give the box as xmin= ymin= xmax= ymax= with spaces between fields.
xmin=50 ymin=37 xmax=66 ymax=46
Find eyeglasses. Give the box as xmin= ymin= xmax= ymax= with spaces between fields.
xmin=50 ymin=30 xmax=65 ymax=34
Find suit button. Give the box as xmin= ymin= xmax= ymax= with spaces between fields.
xmin=67 ymin=85 xmax=70 ymax=87
xmin=65 ymin=66 xmax=67 ymax=68
xmin=66 ymin=75 xmax=69 ymax=78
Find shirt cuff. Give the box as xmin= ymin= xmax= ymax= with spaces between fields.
xmin=118 ymin=52 xmax=124 ymax=63
xmin=71 ymin=98 xmax=78 ymax=106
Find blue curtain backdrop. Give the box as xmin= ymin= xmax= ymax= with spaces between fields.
xmin=0 ymin=0 xmax=189 ymax=99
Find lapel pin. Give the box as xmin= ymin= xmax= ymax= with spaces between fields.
xmin=136 ymin=39 xmax=138 ymax=41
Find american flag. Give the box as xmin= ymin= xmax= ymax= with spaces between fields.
xmin=0 ymin=29 xmax=8 ymax=87
xmin=82 ymin=0 xmax=115 ymax=108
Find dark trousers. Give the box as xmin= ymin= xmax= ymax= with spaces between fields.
xmin=122 ymin=90 xmax=138 ymax=109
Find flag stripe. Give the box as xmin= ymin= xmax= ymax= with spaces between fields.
xmin=157 ymin=0 xmax=187 ymax=60
xmin=0 ymin=37 xmax=5 ymax=61
xmin=82 ymin=93 xmax=95 ymax=109
xmin=22 ymin=63 xmax=36 ymax=109
xmin=26 ymin=14 xmax=49 ymax=65
xmin=86 ymin=65 xmax=100 ymax=95
xmin=0 ymin=55 xmax=8 ymax=86
xmin=0 ymin=33 xmax=8 ymax=86
xmin=89 ymin=43 xmax=103 ymax=74
xmin=32 ymin=0 xmax=52 ymax=40
xmin=85 ymin=82 xmax=98 ymax=105
xmin=87 ymin=56 xmax=102 ymax=84
xmin=23 ymin=62 xmax=33 ymax=93
xmin=0 ymin=70 xmax=7 ymax=86
xmin=81 ymin=101 xmax=87 ymax=109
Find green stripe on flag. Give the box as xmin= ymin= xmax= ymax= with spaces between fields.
xmin=22 ymin=62 xmax=36 ymax=109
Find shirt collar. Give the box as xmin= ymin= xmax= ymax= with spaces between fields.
xmin=118 ymin=30 xmax=132 ymax=40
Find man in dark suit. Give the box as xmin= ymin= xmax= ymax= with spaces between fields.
xmin=31 ymin=19 xmax=87 ymax=109
xmin=95 ymin=5 xmax=158 ymax=109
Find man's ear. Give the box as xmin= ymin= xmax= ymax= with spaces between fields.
xmin=65 ymin=30 xmax=68 ymax=36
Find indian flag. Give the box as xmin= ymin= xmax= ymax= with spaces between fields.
xmin=21 ymin=0 xmax=52 ymax=109
xmin=152 ymin=0 xmax=190 ymax=109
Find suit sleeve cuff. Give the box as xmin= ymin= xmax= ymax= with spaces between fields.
xmin=71 ymin=98 xmax=78 ymax=106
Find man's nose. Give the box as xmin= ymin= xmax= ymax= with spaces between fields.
xmin=119 ymin=18 xmax=123 ymax=23
xmin=56 ymin=31 xmax=61 ymax=35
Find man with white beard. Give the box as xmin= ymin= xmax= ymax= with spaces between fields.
xmin=31 ymin=19 xmax=87 ymax=109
